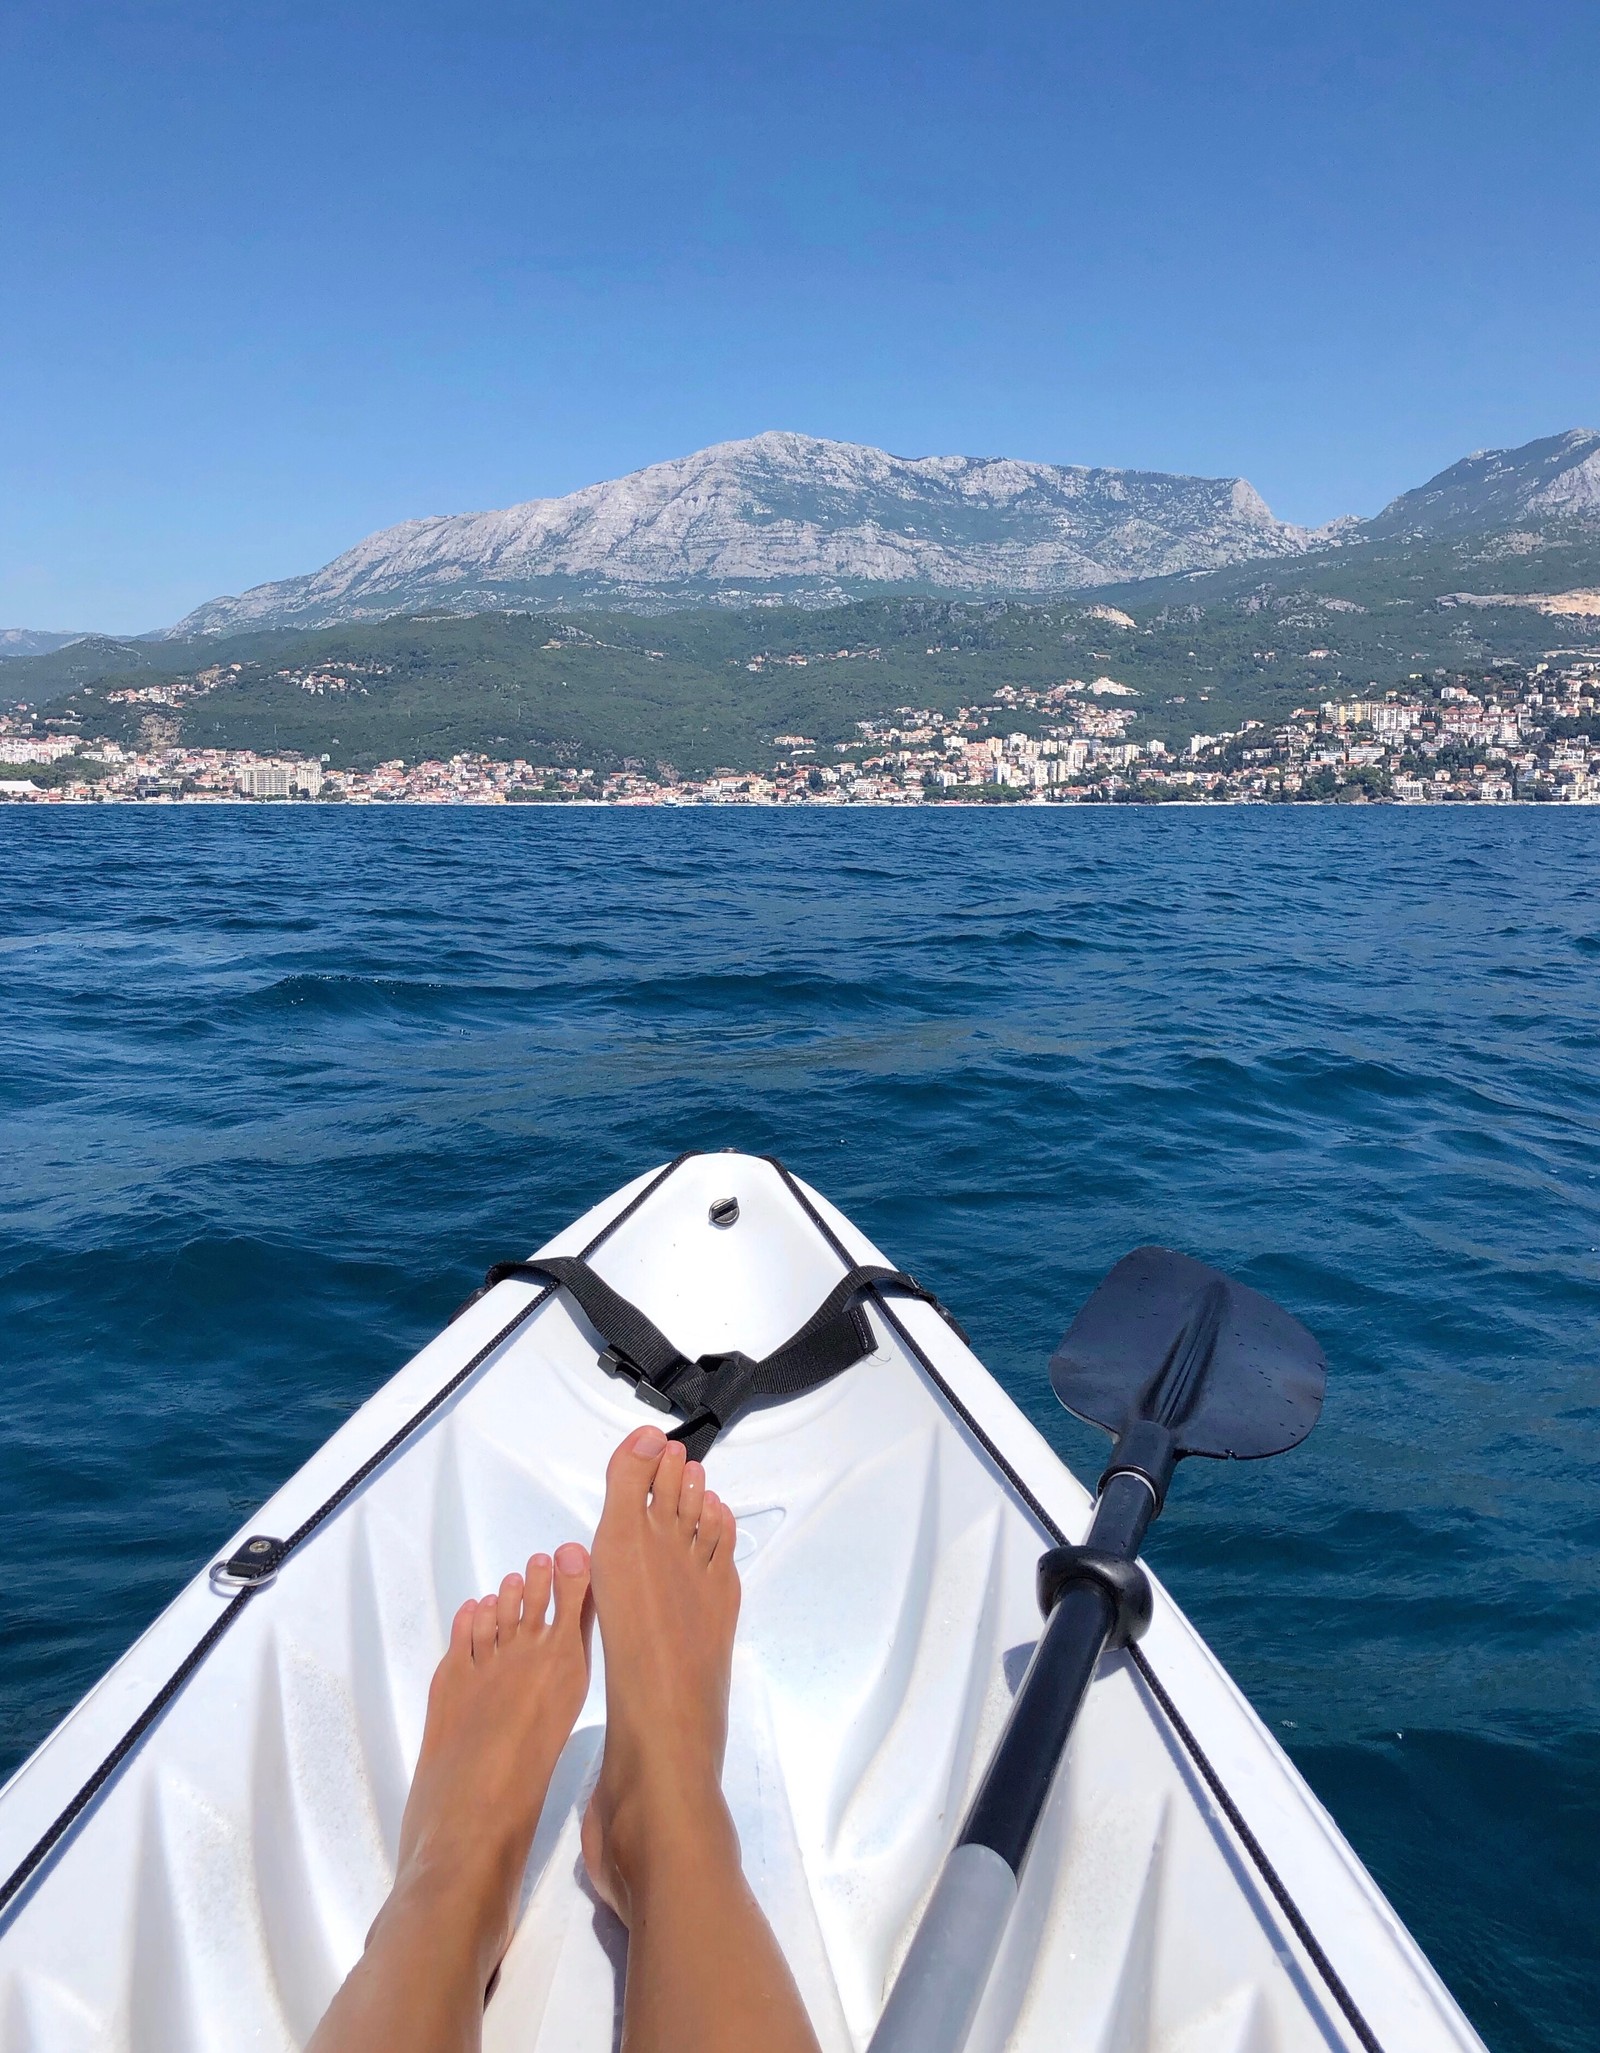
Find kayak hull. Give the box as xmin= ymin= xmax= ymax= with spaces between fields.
xmin=0 ymin=1155 xmax=1483 ymax=2053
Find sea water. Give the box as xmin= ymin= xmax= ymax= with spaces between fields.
xmin=1 ymin=806 xmax=1596 ymax=2050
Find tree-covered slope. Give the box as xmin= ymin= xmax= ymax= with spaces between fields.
xmin=7 ymin=528 xmax=1598 ymax=770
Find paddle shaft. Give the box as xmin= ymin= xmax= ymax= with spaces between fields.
xmin=866 ymin=1472 xmax=1156 ymax=2053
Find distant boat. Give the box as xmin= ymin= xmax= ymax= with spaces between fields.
xmin=0 ymin=1154 xmax=1483 ymax=2053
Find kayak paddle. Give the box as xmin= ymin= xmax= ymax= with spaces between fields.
xmin=867 ymin=1244 xmax=1327 ymax=2053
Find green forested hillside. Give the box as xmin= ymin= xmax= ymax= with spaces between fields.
xmin=7 ymin=528 xmax=1597 ymax=770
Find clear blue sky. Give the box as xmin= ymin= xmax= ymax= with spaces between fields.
xmin=3 ymin=0 xmax=1597 ymax=630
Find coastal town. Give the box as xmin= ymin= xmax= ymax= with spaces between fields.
xmin=2 ymin=656 xmax=1596 ymax=806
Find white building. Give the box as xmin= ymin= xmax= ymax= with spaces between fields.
xmin=0 ymin=736 xmax=78 ymax=764
xmin=238 ymin=760 xmax=323 ymax=798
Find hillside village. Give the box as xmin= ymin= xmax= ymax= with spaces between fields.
xmin=2 ymin=655 xmax=1596 ymax=805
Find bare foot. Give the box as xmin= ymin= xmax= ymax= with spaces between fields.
xmin=582 ymin=1427 xmax=741 ymax=1925
xmin=382 ymin=1545 xmax=593 ymax=1994
xmin=308 ymin=1545 xmax=594 ymax=2051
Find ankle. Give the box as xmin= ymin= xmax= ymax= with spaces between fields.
xmin=393 ymin=1823 xmax=525 ymax=1936
xmin=369 ymin=1861 xmax=497 ymax=1988
xmin=602 ymin=1774 xmax=739 ymax=1909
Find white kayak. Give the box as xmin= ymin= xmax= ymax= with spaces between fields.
xmin=0 ymin=1153 xmax=1484 ymax=2053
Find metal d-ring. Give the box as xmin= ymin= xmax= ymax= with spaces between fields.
xmin=209 ymin=1534 xmax=285 ymax=1594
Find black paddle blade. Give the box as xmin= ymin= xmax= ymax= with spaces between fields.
xmin=1049 ymin=1246 xmax=1326 ymax=1460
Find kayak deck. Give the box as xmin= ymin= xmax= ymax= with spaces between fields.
xmin=0 ymin=1155 xmax=1482 ymax=2053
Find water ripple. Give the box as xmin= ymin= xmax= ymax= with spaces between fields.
xmin=1 ymin=805 xmax=1597 ymax=2047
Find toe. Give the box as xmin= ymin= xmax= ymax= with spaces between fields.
xmin=471 ymin=1593 xmax=499 ymax=1662
xmin=648 ymin=1438 xmax=688 ymax=1524
xmin=552 ymin=1542 xmax=591 ymax=1629
xmin=553 ymin=1544 xmax=594 ymax=1669
xmin=702 ymin=1497 xmax=737 ymax=1567
xmin=693 ymin=1490 xmax=722 ymax=1563
xmin=603 ymin=1426 xmax=669 ymax=1519
xmin=677 ymin=1457 xmax=706 ymax=1538
xmin=496 ymin=1572 xmax=525 ymax=1642
xmin=523 ymin=1552 xmax=554 ymax=1627
xmin=448 ymin=1598 xmax=478 ymax=1662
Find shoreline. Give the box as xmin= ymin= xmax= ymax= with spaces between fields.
xmin=4 ymin=791 xmax=1595 ymax=811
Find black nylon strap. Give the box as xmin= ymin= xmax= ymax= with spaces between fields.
xmin=495 ymin=1254 xmax=942 ymax=1456
xmin=483 ymin=1256 xmax=686 ymax=1388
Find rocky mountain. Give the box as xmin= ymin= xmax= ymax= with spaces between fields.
xmin=0 ymin=628 xmax=85 ymax=663
xmin=1364 ymin=428 xmax=1600 ymax=541
xmin=164 ymin=426 xmax=1600 ymax=638
xmin=168 ymin=432 xmax=1334 ymax=635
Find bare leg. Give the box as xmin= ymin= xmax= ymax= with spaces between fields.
xmin=583 ymin=1426 xmax=822 ymax=2053
xmin=309 ymin=1543 xmax=594 ymax=2053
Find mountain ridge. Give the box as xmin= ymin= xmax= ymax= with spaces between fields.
xmin=13 ymin=427 xmax=1597 ymax=651
xmin=0 ymin=628 xmax=88 ymax=664
xmin=1364 ymin=428 xmax=1600 ymax=540
xmin=166 ymin=430 xmax=1344 ymax=636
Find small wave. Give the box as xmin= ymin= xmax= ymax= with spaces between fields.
xmin=232 ymin=970 xmax=539 ymax=1029
xmin=3 ymin=804 xmax=1598 ymax=2053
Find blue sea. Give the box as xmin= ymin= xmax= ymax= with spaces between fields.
xmin=2 ymin=807 xmax=1597 ymax=2048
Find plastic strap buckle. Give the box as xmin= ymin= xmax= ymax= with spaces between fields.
xmin=598 ymin=1346 xmax=677 ymax=1413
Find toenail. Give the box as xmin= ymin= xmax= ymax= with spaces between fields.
xmin=530 ymin=1552 xmax=552 ymax=1571
xmin=631 ymin=1427 xmax=667 ymax=1456
xmin=555 ymin=1542 xmax=588 ymax=1574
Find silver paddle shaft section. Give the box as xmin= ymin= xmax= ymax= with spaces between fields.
xmin=866 ymin=1844 xmax=1017 ymax=2053
xmin=866 ymin=1475 xmax=1157 ymax=2053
